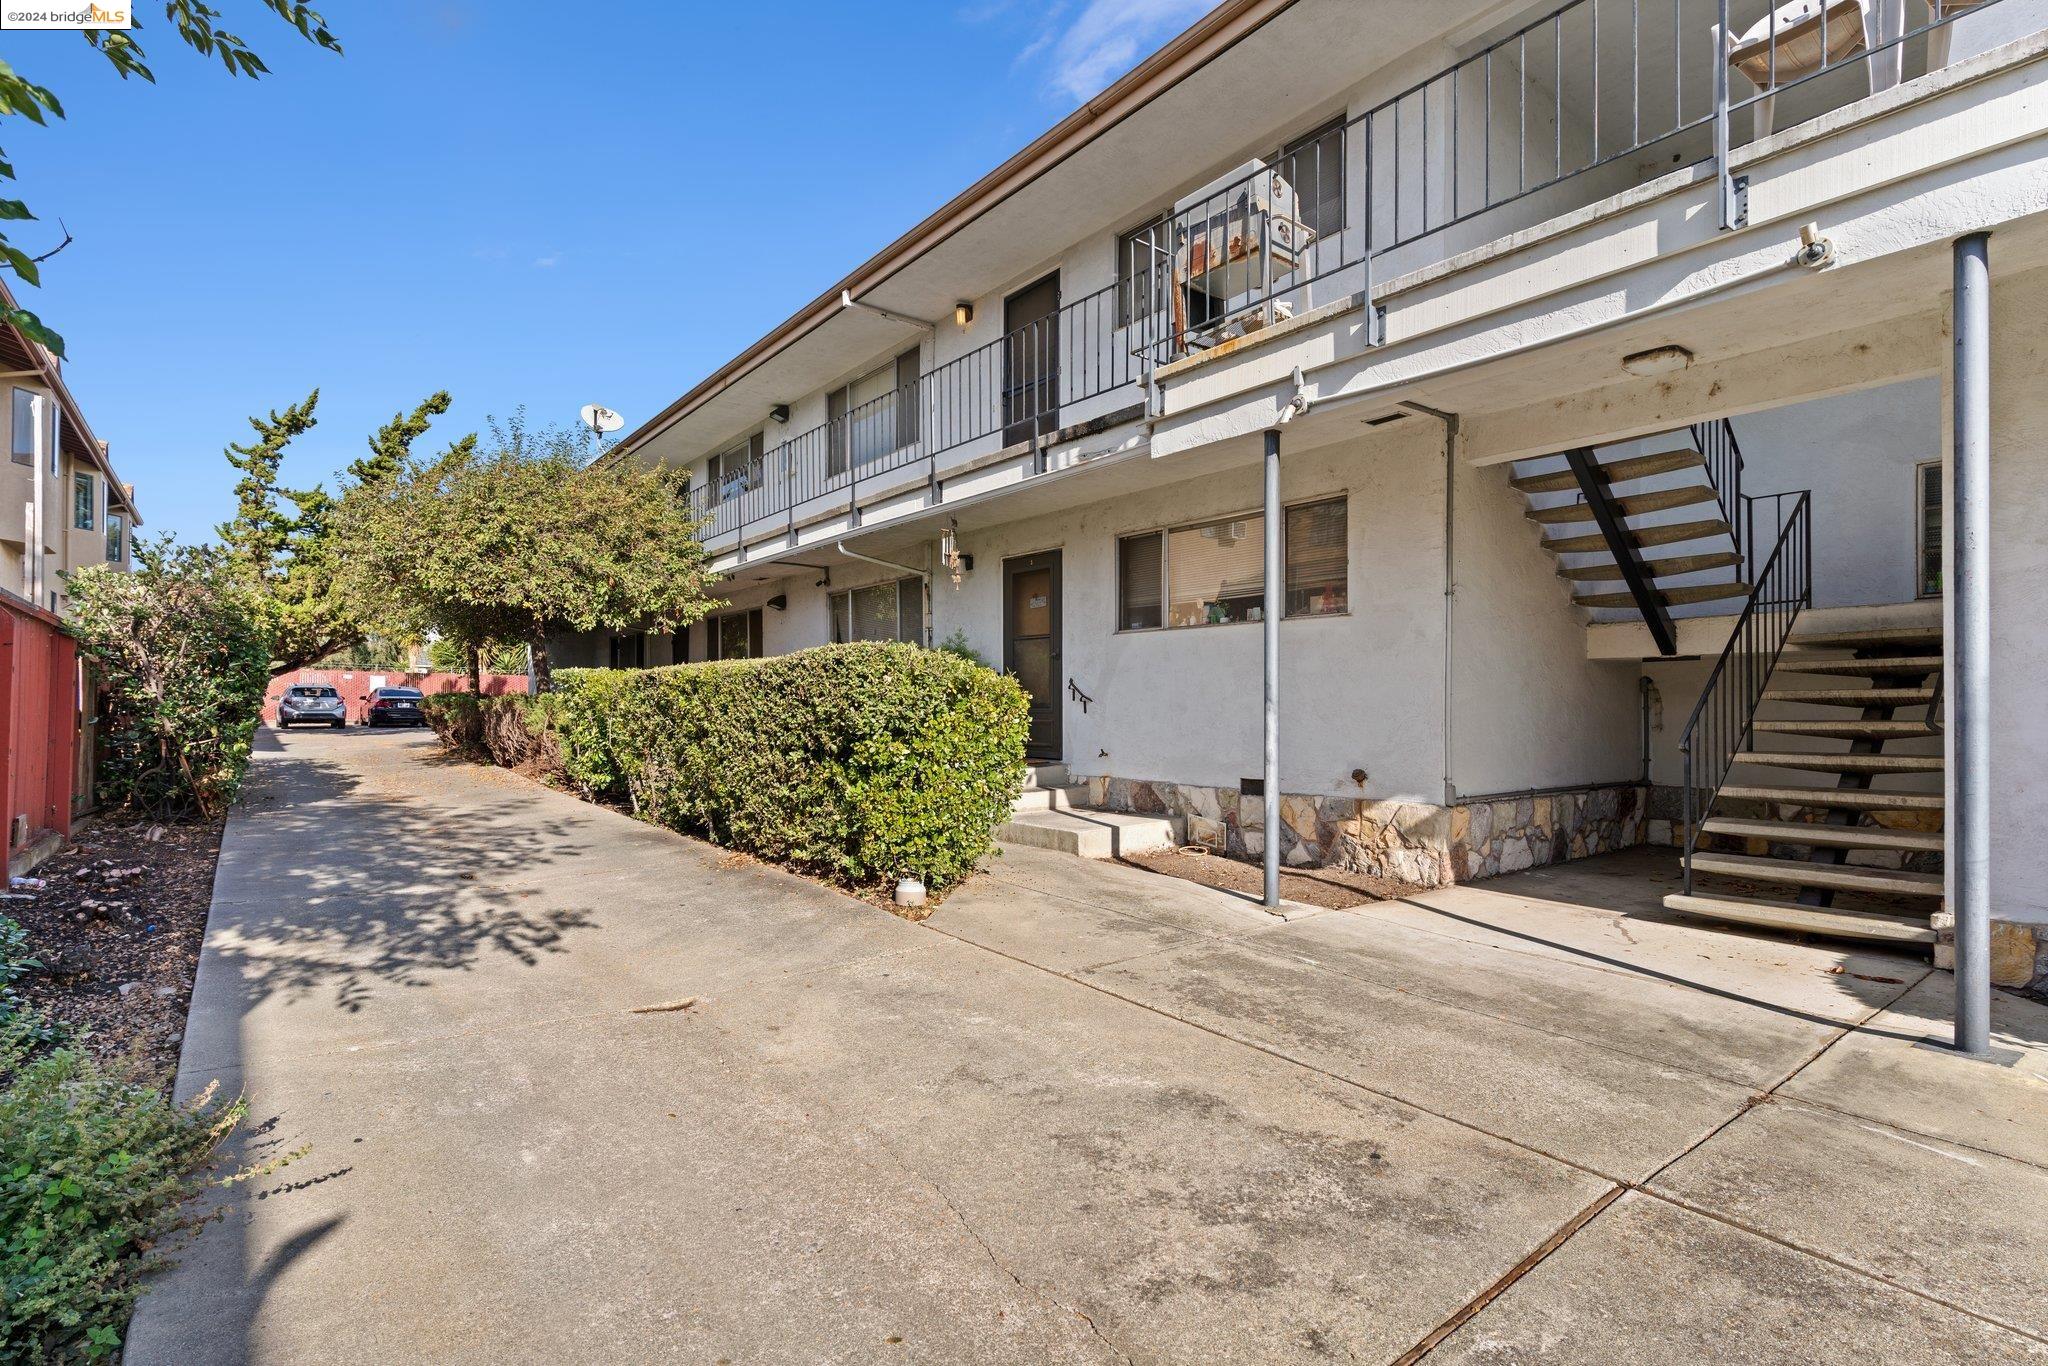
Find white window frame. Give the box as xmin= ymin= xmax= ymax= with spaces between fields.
xmin=1115 ymin=494 xmax=1350 ymax=633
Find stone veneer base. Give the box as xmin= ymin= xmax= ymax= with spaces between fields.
xmin=1078 ymin=775 xmax=1646 ymax=890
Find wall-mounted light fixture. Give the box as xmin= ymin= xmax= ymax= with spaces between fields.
xmin=1621 ymin=344 xmax=1693 ymax=377
xmin=953 ymin=301 xmax=975 ymax=328
xmin=766 ymin=594 xmax=788 ymax=612
xmin=769 ymin=403 xmax=790 ymax=424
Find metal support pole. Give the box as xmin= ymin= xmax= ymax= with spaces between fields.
xmin=1262 ymin=427 xmax=1282 ymax=909
xmin=1715 ymin=0 xmax=1737 ymax=231
xmin=1952 ymin=232 xmax=1992 ymax=1057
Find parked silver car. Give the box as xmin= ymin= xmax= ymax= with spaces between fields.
xmin=278 ymin=684 xmax=347 ymax=729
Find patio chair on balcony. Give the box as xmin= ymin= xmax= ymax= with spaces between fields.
xmin=1714 ymin=0 xmax=1903 ymax=139
xmin=1927 ymin=0 xmax=1993 ymax=72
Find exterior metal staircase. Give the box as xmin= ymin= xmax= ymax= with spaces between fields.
xmin=1664 ymin=492 xmax=1946 ymax=943
xmin=1511 ymin=420 xmax=1751 ymax=655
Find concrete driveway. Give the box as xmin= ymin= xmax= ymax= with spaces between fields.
xmin=129 ymin=727 xmax=2048 ymax=1363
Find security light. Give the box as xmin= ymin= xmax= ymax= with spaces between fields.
xmin=954 ymin=301 xmax=974 ymax=328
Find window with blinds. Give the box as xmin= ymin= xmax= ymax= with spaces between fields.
xmin=1116 ymin=496 xmax=1347 ymax=631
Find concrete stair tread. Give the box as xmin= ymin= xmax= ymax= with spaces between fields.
xmin=1734 ymin=750 xmax=1943 ymax=774
xmin=1511 ymin=447 xmax=1703 ymax=494
xmin=1662 ymin=892 xmax=1935 ymax=943
xmin=1541 ymin=517 xmax=1732 ymax=555
xmin=1718 ymin=783 xmax=1944 ymax=812
xmin=1773 ymin=655 xmax=1941 ymax=677
xmin=1750 ymin=720 xmax=1939 ymax=739
xmin=1019 ymin=763 xmax=1070 ymax=791
xmin=1011 ymin=783 xmax=1092 ymax=814
xmin=1689 ymin=851 xmax=1944 ymax=897
xmin=1760 ymin=686 xmax=1936 ymax=705
xmin=1526 ymin=484 xmax=1718 ymax=525
xmin=1699 ymin=816 xmax=1943 ymax=853
xmin=1574 ymin=581 xmax=1749 ymax=609
xmin=996 ymin=808 xmax=1183 ymax=859
xmin=1559 ymin=550 xmax=1740 ymax=582
xmin=1789 ymin=626 xmax=1944 ymax=650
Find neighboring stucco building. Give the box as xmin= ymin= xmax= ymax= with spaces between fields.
xmin=0 ymin=282 xmax=140 ymax=610
xmin=570 ymin=0 xmax=2048 ymax=1012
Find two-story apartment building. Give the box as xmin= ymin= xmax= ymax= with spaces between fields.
xmin=577 ymin=0 xmax=2048 ymax=1046
xmin=0 ymin=282 xmax=140 ymax=609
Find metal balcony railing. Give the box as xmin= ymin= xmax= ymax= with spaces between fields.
xmin=690 ymin=279 xmax=1143 ymax=543
xmin=1131 ymin=0 xmax=2018 ymax=364
xmin=689 ymin=0 xmax=2018 ymax=546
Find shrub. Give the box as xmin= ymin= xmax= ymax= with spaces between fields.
xmin=432 ymin=644 xmax=1029 ymax=891
xmin=0 ymin=1013 xmax=244 ymax=1361
xmin=67 ymin=542 xmax=273 ymax=819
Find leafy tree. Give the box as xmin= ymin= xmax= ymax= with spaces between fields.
xmin=67 ymin=539 xmax=272 ymax=818
xmin=336 ymin=414 xmax=716 ymax=691
xmin=218 ymin=389 xmax=320 ymax=575
xmin=0 ymin=3 xmax=342 ymax=356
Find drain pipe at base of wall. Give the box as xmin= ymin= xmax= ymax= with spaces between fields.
xmin=1399 ymin=401 xmax=1461 ymax=810
xmin=836 ymin=542 xmax=934 ymax=646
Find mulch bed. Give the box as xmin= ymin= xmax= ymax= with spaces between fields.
xmin=1120 ymin=845 xmax=1426 ymax=910
xmin=11 ymin=818 xmax=223 ymax=1089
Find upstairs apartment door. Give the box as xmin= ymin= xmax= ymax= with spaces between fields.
xmin=1002 ymin=273 xmax=1060 ymax=447
xmin=1003 ymin=551 xmax=1062 ymax=761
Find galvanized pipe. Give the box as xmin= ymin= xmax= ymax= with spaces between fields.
xmin=1951 ymin=231 xmax=1992 ymax=1058
xmin=1263 ymin=427 xmax=1282 ymax=909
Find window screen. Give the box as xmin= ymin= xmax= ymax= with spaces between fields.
xmin=73 ymin=472 xmax=94 ymax=530
xmin=1119 ymin=498 xmax=1347 ymax=630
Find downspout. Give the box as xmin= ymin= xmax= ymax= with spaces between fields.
xmin=1400 ymin=401 xmax=1460 ymax=808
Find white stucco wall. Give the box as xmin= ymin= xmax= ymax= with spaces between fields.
xmin=1987 ymin=259 xmax=2048 ymax=926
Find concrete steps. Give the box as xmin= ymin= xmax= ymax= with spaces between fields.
xmin=1667 ymin=623 xmax=1949 ymax=945
xmin=1690 ymin=851 xmax=1943 ymax=898
xmin=1559 ymin=549 xmax=1740 ymax=582
xmin=1526 ymin=484 xmax=1718 ymax=525
xmin=1000 ymin=764 xmax=1182 ymax=857
xmin=995 ymin=808 xmax=1183 ymax=858
xmin=1717 ymin=783 xmax=1944 ymax=813
xmin=1663 ymin=892 xmax=1936 ymax=943
xmin=1511 ymin=447 xmax=1702 ymax=494
xmin=1541 ymin=517 xmax=1733 ymax=555
xmin=1699 ymin=816 xmax=1943 ymax=854
xmin=1573 ymin=580 xmax=1749 ymax=610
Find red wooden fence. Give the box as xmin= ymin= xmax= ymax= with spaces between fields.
xmin=263 ymin=668 xmax=530 ymax=726
xmin=0 ymin=591 xmax=77 ymax=862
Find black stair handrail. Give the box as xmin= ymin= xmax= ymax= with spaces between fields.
xmin=1678 ymin=490 xmax=1813 ymax=895
xmin=1689 ymin=418 xmax=1747 ymax=576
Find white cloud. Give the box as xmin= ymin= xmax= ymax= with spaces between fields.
xmin=1030 ymin=0 xmax=1220 ymax=103
xmin=532 ymin=253 xmax=561 ymax=269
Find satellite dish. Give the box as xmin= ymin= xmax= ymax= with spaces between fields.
xmin=580 ymin=403 xmax=624 ymax=434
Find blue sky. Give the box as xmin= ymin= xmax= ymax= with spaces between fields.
xmin=9 ymin=0 xmax=1217 ymax=543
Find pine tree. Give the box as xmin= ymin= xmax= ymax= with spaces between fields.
xmin=217 ymin=390 xmax=320 ymax=579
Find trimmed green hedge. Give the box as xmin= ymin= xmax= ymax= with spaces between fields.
xmin=425 ymin=644 xmax=1029 ymax=891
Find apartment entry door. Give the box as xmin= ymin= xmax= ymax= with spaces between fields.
xmin=1002 ymin=273 xmax=1060 ymax=447
xmin=1003 ymin=550 xmax=1062 ymax=761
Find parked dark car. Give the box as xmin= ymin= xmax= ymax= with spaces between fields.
xmin=278 ymin=684 xmax=347 ymax=729
xmin=364 ymin=687 xmax=428 ymax=728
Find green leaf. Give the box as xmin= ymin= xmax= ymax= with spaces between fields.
xmin=4 ymin=304 xmax=66 ymax=358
